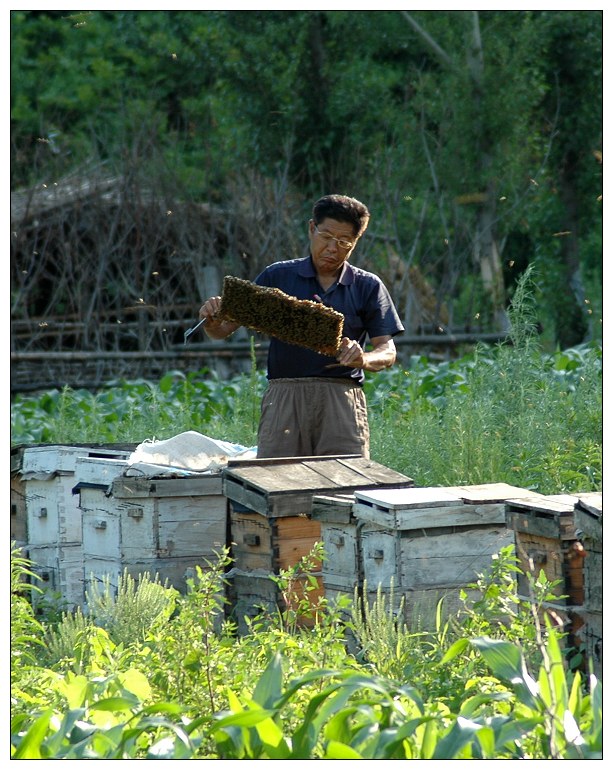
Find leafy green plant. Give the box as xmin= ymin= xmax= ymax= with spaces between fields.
xmin=136 ymin=549 xmax=239 ymax=715
xmin=41 ymin=606 xmax=92 ymax=669
xmin=11 ymin=666 xmax=198 ymax=759
xmin=442 ymin=622 xmax=602 ymax=759
xmin=32 ymin=569 xmax=178 ymax=670
xmin=11 ymin=543 xmax=45 ymax=669
xmin=11 ymin=538 xmax=603 ymax=760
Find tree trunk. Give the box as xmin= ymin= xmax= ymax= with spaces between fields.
xmin=554 ymin=152 xmax=589 ymax=347
xmin=403 ymin=11 xmax=510 ymax=331
xmin=468 ymin=12 xmax=510 ymax=331
xmin=474 ymin=182 xmax=510 ymax=331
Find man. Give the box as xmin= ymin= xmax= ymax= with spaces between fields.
xmin=199 ymin=194 xmax=404 ymax=458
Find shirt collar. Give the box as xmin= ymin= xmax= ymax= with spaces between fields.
xmin=300 ymin=255 xmax=355 ymax=285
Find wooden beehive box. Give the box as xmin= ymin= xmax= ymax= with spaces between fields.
xmin=570 ymin=493 xmax=602 ymax=678
xmin=310 ymin=493 xmax=359 ymax=595
xmin=353 ymin=483 xmax=539 ymax=628
xmin=13 ymin=444 xmax=134 ymax=548
xmin=12 ymin=444 xmax=134 ymax=608
xmin=25 ymin=542 xmax=85 ymax=611
xmin=77 ymin=465 xmax=228 ymax=600
xmin=506 ymin=490 xmax=603 ymax=676
xmin=223 ymin=456 xmax=413 ymax=632
xmin=505 ymin=493 xmax=580 ymax=604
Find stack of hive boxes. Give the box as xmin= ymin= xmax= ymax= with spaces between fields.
xmin=571 ymin=493 xmax=602 ymax=676
xmin=505 ymin=491 xmax=603 ymax=677
xmin=12 ymin=439 xmax=602 ymax=680
xmin=74 ymin=457 xmax=228 ymax=600
xmin=12 ymin=443 xmax=229 ymax=610
xmin=222 ymin=455 xmax=414 ymax=633
xmin=11 ymin=444 xmax=134 ymax=608
xmin=314 ymin=483 xmax=543 ymax=628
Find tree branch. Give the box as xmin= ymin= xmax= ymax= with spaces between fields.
xmin=400 ymin=11 xmax=453 ymax=69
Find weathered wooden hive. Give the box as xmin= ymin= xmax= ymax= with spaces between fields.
xmin=571 ymin=493 xmax=602 ymax=677
xmin=222 ymin=456 xmax=413 ymax=633
xmin=11 ymin=444 xmax=134 ymax=608
xmin=10 ymin=447 xmax=28 ymax=547
xmin=73 ymin=456 xmax=228 ymax=602
xmin=310 ymin=493 xmax=361 ymax=598
xmin=351 ymin=483 xmax=541 ymax=628
xmin=505 ymin=491 xmax=603 ymax=676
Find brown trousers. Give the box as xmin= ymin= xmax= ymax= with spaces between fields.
xmin=256 ymin=377 xmax=370 ymax=459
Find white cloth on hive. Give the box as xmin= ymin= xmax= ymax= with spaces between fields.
xmin=125 ymin=431 xmax=256 ymax=476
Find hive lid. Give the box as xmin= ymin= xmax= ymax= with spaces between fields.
xmin=575 ymin=492 xmax=602 ymax=518
xmin=18 ymin=444 xmax=134 ymax=475
xmin=506 ymin=494 xmax=577 ymax=515
xmin=444 ymin=482 xmax=541 ymax=504
xmin=354 ymin=486 xmax=462 ymax=510
xmin=223 ymin=456 xmax=413 ymax=498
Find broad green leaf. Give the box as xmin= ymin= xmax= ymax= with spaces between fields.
xmin=471 ymin=637 xmax=538 ymax=707
xmin=325 ymin=740 xmax=363 ymax=758
xmin=474 ymin=724 xmax=496 ymax=757
xmin=252 ymin=652 xmax=283 ymax=709
xmin=215 ymin=708 xmax=276 ymax=729
xmin=459 ymin=691 xmax=512 ymax=718
xmin=90 ymin=724 xmax=124 ymax=755
xmin=544 ymin=623 xmax=568 ymax=710
xmin=254 ymin=717 xmax=290 ymax=759
xmin=141 ymin=701 xmax=187 ymax=717
xmin=90 ymin=695 xmax=139 ymax=713
xmin=12 ymin=710 xmax=54 ymax=759
xmin=432 ymin=716 xmax=483 ymax=759
xmin=491 ymin=716 xmax=542 ymax=750
xmin=568 ymin=671 xmax=582 ymax=720
xmin=323 ymin=708 xmax=353 ymax=744
xmin=420 ymin=717 xmax=440 ymax=759
xmin=439 ymin=637 xmax=470 ymax=664
xmin=471 ymin=637 xmax=523 ymax=681
xmin=379 ymin=717 xmax=436 ymax=758
xmin=58 ymin=675 xmax=89 ymax=709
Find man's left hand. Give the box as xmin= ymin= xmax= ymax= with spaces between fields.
xmin=337 ymin=337 xmax=365 ymax=368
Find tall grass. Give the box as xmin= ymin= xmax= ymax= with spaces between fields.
xmin=368 ymin=271 xmax=601 ymax=494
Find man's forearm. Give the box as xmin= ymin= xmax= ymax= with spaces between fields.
xmin=363 ymin=343 xmax=397 ymax=371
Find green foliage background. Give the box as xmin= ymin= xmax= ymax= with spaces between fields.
xmin=11 ymin=9 xmax=602 ymax=345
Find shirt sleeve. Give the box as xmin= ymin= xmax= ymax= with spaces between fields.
xmin=363 ymin=279 xmax=405 ymax=339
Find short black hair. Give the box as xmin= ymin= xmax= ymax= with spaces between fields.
xmin=312 ymin=194 xmax=370 ymax=237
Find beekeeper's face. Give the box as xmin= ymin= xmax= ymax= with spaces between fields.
xmin=308 ymin=218 xmax=359 ymax=279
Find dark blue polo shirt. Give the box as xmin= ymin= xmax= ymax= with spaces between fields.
xmin=255 ymin=256 xmax=404 ymax=384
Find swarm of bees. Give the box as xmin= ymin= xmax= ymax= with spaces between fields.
xmin=219 ymin=275 xmax=343 ymax=356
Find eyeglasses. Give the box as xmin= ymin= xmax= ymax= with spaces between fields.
xmin=314 ymin=225 xmax=355 ymax=251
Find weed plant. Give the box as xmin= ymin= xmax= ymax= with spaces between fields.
xmin=11 ymin=544 xmax=602 ymax=759
xmin=367 ymin=270 xmax=601 ymax=493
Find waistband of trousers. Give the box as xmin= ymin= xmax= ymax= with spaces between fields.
xmin=267 ymin=377 xmax=362 ymax=388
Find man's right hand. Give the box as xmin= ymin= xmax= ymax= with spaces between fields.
xmin=199 ymin=296 xmax=222 ymax=321
xmin=199 ymin=296 xmax=240 ymax=340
